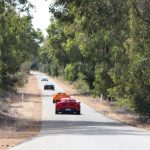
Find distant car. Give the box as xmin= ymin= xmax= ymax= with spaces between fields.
xmin=44 ymin=83 xmax=55 ymax=90
xmin=55 ymin=97 xmax=81 ymax=114
xmin=52 ymin=92 xmax=70 ymax=103
xmin=41 ymin=78 xmax=48 ymax=81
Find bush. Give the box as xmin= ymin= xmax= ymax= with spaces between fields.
xmin=134 ymin=94 xmax=150 ymax=117
xmin=116 ymin=97 xmax=134 ymax=113
xmin=10 ymin=61 xmax=31 ymax=87
xmin=73 ymin=79 xmax=90 ymax=94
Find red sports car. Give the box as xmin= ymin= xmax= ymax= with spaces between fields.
xmin=55 ymin=98 xmax=81 ymax=114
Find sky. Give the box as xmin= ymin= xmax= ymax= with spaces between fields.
xmin=28 ymin=0 xmax=54 ymax=37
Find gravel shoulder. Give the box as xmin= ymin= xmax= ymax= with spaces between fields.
xmin=48 ymin=76 xmax=150 ymax=131
xmin=0 ymin=74 xmax=42 ymax=150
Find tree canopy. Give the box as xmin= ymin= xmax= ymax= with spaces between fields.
xmin=0 ymin=0 xmax=43 ymax=89
xmin=38 ymin=0 xmax=150 ymax=117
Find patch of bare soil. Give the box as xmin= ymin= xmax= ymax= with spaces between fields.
xmin=49 ymin=76 xmax=150 ymax=131
xmin=0 ymin=75 xmax=42 ymax=150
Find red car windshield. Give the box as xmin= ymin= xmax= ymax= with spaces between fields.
xmin=60 ymin=98 xmax=76 ymax=103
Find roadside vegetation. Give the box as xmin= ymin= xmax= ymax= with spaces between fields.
xmin=0 ymin=0 xmax=43 ymax=92
xmin=38 ymin=0 xmax=150 ymax=118
xmin=0 ymin=1 xmax=42 ymax=148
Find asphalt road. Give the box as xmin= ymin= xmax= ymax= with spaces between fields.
xmin=11 ymin=72 xmax=150 ymax=150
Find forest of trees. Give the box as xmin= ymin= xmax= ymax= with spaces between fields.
xmin=0 ymin=0 xmax=149 ymax=117
xmin=39 ymin=0 xmax=150 ymax=117
xmin=0 ymin=0 xmax=43 ymax=89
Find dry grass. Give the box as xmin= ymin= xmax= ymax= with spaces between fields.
xmin=0 ymin=75 xmax=42 ymax=150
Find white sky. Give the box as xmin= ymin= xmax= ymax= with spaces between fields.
xmin=28 ymin=0 xmax=54 ymax=37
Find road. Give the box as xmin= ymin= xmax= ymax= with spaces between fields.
xmin=11 ymin=72 xmax=150 ymax=150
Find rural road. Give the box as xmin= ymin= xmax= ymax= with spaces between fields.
xmin=11 ymin=72 xmax=150 ymax=150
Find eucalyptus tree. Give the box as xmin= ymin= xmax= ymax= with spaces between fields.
xmin=0 ymin=0 xmax=43 ymax=88
xmin=45 ymin=0 xmax=150 ymax=116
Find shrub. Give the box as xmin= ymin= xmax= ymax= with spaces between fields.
xmin=73 ymin=79 xmax=90 ymax=94
xmin=116 ymin=97 xmax=134 ymax=113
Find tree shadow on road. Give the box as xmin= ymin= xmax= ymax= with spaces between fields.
xmin=0 ymin=116 xmax=150 ymax=140
xmin=38 ymin=120 xmax=150 ymax=137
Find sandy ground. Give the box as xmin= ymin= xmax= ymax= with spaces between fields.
xmin=0 ymin=74 xmax=42 ymax=150
xmin=48 ymin=76 xmax=150 ymax=131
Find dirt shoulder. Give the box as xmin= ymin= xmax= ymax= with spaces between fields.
xmin=0 ymin=74 xmax=42 ymax=150
xmin=49 ymin=76 xmax=150 ymax=131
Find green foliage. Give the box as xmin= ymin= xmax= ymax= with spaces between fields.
xmin=116 ymin=97 xmax=134 ymax=113
xmin=64 ymin=63 xmax=78 ymax=81
xmin=93 ymin=63 xmax=113 ymax=97
xmin=73 ymin=78 xmax=90 ymax=94
xmin=0 ymin=0 xmax=43 ymax=89
xmin=11 ymin=61 xmax=31 ymax=87
xmin=38 ymin=0 xmax=150 ymax=117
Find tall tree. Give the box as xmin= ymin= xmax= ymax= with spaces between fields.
xmin=41 ymin=0 xmax=150 ymax=116
xmin=0 ymin=0 xmax=43 ymax=88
